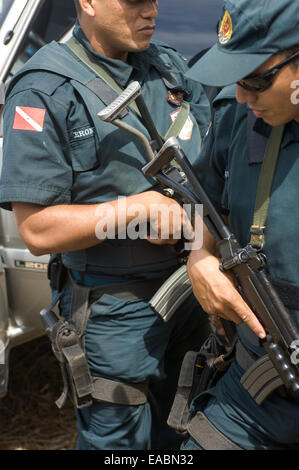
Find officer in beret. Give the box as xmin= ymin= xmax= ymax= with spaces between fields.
xmin=0 ymin=0 xmax=211 ymax=450
xmin=182 ymin=0 xmax=299 ymax=450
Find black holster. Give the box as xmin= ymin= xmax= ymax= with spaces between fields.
xmin=167 ymin=333 xmax=236 ymax=436
xmin=40 ymin=308 xmax=93 ymax=409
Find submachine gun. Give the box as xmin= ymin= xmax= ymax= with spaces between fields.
xmin=97 ymin=81 xmax=299 ymax=405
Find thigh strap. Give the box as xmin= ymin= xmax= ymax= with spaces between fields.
xmin=92 ymin=377 xmax=148 ymax=405
xmin=187 ymin=412 xmax=242 ymax=450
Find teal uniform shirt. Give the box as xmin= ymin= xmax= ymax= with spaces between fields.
xmin=0 ymin=23 xmax=210 ymax=277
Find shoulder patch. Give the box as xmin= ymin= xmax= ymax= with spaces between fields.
xmin=12 ymin=106 xmax=46 ymax=132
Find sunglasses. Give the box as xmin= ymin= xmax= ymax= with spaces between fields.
xmin=237 ymin=50 xmax=299 ymax=92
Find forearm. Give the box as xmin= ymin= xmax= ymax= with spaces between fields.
xmin=13 ymin=194 xmax=152 ymax=255
xmin=13 ymin=202 xmax=104 ymax=255
xmin=12 ymin=190 xmax=186 ymax=256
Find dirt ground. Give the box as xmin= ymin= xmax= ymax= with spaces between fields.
xmin=0 ymin=336 xmax=78 ymax=450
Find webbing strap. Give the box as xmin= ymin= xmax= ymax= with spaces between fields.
xmin=167 ymin=350 xmax=199 ymax=435
xmin=65 ymin=36 xmax=191 ymax=143
xmin=250 ymin=125 xmax=285 ymax=250
xmin=69 ymin=276 xmax=90 ymax=341
xmin=187 ymin=412 xmax=242 ymax=450
xmin=92 ymin=376 xmax=148 ymax=405
xmin=164 ymin=100 xmax=190 ymax=140
xmin=86 ymin=77 xmax=127 ymax=118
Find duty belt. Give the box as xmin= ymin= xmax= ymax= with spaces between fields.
xmin=43 ymin=263 xmax=172 ymax=409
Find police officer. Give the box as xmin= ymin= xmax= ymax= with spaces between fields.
xmin=0 ymin=0 xmax=211 ymax=450
xmin=179 ymin=0 xmax=299 ymax=450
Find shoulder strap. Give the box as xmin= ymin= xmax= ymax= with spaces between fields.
xmin=164 ymin=100 xmax=190 ymax=140
xmin=250 ymin=124 xmax=285 ymax=250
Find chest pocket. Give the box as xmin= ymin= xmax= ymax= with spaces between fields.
xmin=68 ymin=124 xmax=99 ymax=172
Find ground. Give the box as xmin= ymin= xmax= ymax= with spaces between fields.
xmin=0 ymin=336 xmax=77 ymax=450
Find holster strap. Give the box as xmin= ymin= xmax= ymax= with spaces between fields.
xmin=92 ymin=377 xmax=149 ymax=405
xmin=187 ymin=412 xmax=242 ymax=450
xmin=167 ymin=351 xmax=199 ymax=435
xmin=168 ymin=335 xmax=235 ymax=437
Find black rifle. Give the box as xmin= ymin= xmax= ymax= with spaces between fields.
xmin=97 ymin=81 xmax=299 ymax=404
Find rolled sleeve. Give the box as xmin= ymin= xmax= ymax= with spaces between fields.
xmin=0 ymin=89 xmax=72 ymax=210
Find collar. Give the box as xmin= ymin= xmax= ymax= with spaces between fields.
xmin=283 ymin=120 xmax=299 ymax=147
xmin=72 ymin=22 xmax=153 ymax=88
xmin=247 ymin=108 xmax=298 ymax=164
xmin=247 ymin=111 xmax=270 ymax=164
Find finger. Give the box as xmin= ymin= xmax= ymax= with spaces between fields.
xmin=216 ymin=302 xmax=266 ymax=339
xmin=215 ymin=284 xmax=267 ymax=339
xmin=233 ymin=303 xmax=266 ymax=339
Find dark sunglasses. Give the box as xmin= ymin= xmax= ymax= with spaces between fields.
xmin=237 ymin=50 xmax=299 ymax=92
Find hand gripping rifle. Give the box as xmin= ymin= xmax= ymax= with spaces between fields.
xmin=98 ymin=81 xmax=299 ymax=404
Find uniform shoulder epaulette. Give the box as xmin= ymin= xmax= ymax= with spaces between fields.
xmin=6 ymin=41 xmax=90 ymax=99
xmin=149 ymin=40 xmax=188 ymax=68
xmin=150 ymin=39 xmax=179 ymax=53
xmin=7 ymin=70 xmax=67 ymax=99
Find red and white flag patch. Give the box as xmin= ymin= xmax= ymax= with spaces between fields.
xmin=13 ymin=106 xmax=46 ymax=132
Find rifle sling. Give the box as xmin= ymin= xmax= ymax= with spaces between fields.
xmin=250 ymin=124 xmax=285 ymax=250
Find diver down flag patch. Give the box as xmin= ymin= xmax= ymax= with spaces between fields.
xmin=13 ymin=106 xmax=46 ymax=132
